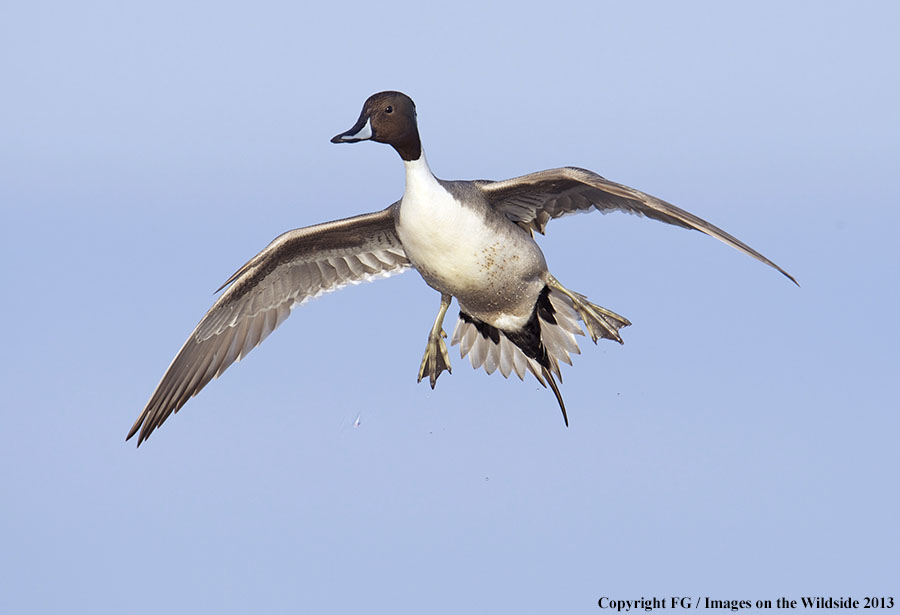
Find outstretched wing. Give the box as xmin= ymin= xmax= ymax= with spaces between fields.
xmin=128 ymin=205 xmax=408 ymax=445
xmin=478 ymin=167 xmax=796 ymax=284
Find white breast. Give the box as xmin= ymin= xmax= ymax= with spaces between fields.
xmin=395 ymin=155 xmax=547 ymax=329
xmin=397 ymin=156 xmax=501 ymax=294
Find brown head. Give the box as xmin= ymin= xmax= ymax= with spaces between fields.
xmin=331 ymin=91 xmax=421 ymax=161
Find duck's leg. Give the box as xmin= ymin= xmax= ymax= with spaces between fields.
xmin=545 ymin=274 xmax=631 ymax=344
xmin=417 ymin=293 xmax=453 ymax=389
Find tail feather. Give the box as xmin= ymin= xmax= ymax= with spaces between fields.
xmin=452 ymin=286 xmax=590 ymax=383
xmin=451 ymin=284 xmax=624 ymax=424
xmin=543 ymin=367 xmax=568 ymax=426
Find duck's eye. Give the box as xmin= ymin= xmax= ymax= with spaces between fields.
xmin=385 ymin=106 xmax=393 ymax=114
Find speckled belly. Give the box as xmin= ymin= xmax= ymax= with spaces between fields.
xmin=397 ymin=195 xmax=547 ymax=328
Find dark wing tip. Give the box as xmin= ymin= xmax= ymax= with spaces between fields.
xmin=126 ymin=412 xmax=151 ymax=447
xmin=781 ymin=268 xmax=800 ymax=287
xmin=125 ymin=419 xmax=139 ymax=442
xmin=752 ymin=255 xmax=798 ymax=287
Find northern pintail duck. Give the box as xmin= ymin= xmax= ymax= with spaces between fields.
xmin=127 ymin=91 xmax=796 ymax=445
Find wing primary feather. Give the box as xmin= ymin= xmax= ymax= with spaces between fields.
xmin=129 ymin=206 xmax=408 ymax=445
xmin=483 ymin=167 xmax=797 ymax=285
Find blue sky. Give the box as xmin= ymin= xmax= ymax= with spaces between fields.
xmin=2 ymin=1 xmax=898 ymax=613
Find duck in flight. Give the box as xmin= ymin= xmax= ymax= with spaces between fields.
xmin=127 ymin=91 xmax=796 ymax=446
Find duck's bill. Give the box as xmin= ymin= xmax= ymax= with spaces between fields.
xmin=331 ymin=116 xmax=373 ymax=143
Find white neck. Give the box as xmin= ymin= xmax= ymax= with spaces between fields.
xmin=403 ymin=151 xmax=439 ymax=194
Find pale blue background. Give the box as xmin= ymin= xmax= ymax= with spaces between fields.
xmin=2 ymin=1 xmax=897 ymax=613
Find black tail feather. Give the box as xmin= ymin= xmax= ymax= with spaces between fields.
xmin=460 ymin=286 xmax=569 ymax=425
xmin=542 ymin=366 xmax=568 ymax=426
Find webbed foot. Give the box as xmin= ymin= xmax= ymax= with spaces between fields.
xmin=546 ymin=274 xmax=631 ymax=344
xmin=416 ymin=293 xmax=453 ymax=389
xmin=417 ymin=328 xmax=452 ymax=389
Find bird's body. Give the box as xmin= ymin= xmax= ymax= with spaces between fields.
xmin=127 ymin=91 xmax=795 ymax=445
xmin=398 ymin=156 xmax=546 ymax=329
